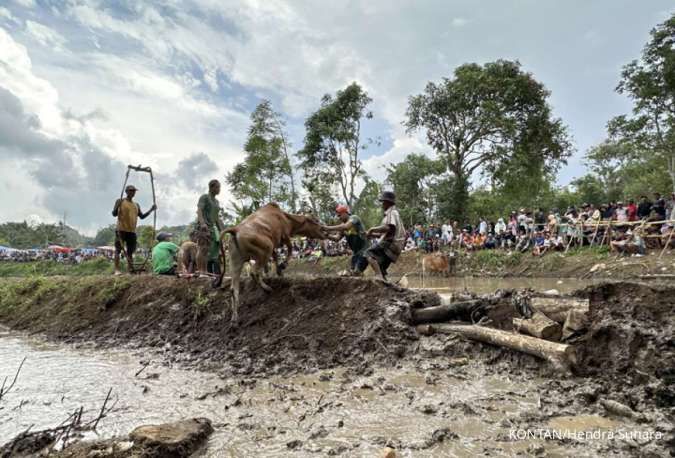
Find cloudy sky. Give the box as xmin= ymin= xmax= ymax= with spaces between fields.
xmin=0 ymin=0 xmax=672 ymax=234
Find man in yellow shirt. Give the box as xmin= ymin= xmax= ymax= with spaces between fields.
xmin=112 ymin=184 xmax=156 ymax=274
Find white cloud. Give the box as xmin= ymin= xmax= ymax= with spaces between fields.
xmin=0 ymin=7 xmax=17 ymax=23
xmin=25 ymin=20 xmax=68 ymax=49
xmin=451 ymin=17 xmax=468 ymax=27
xmin=12 ymin=0 xmax=35 ymax=8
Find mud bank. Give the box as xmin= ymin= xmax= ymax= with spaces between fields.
xmin=0 ymin=276 xmax=673 ymax=456
xmin=0 ymin=276 xmax=435 ymax=377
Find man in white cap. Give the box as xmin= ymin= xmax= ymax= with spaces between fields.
xmin=112 ymin=184 xmax=156 ymax=274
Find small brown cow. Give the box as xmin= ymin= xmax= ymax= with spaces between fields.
xmin=421 ymin=252 xmax=456 ymax=277
xmin=178 ymin=241 xmax=198 ymax=273
xmin=217 ymin=203 xmax=326 ymax=323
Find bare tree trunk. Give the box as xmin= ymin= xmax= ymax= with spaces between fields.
xmin=417 ymin=323 xmax=576 ymax=370
xmin=530 ymin=297 xmax=589 ymax=323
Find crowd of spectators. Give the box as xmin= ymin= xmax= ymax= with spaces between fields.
xmin=405 ymin=192 xmax=675 ymax=257
xmin=0 ymin=247 xmax=115 ymax=264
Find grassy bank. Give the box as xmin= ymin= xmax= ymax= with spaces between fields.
xmin=288 ymin=246 xmax=675 ymax=279
xmin=0 ymin=258 xmax=115 ymax=277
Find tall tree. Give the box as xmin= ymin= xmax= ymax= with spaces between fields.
xmin=298 ymin=82 xmax=373 ymax=208
xmin=227 ymin=100 xmax=296 ymax=210
xmin=608 ymin=13 xmax=675 ymax=192
xmin=385 ymin=153 xmax=445 ymax=226
xmin=405 ymin=60 xmax=572 ymax=222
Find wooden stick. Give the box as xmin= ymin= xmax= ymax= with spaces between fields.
xmin=93 ymin=388 xmax=113 ymax=430
xmin=660 ymin=226 xmax=674 ymax=258
xmin=0 ymin=356 xmax=26 ymax=401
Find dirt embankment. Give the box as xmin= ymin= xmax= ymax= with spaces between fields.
xmin=0 ymin=276 xmax=672 ymax=384
xmin=0 ymin=276 xmax=436 ymax=377
xmin=0 ymin=276 xmax=673 ymax=454
xmin=288 ymin=248 xmax=675 ymax=280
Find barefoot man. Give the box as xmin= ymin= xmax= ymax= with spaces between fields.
xmin=112 ymin=184 xmax=156 ymax=274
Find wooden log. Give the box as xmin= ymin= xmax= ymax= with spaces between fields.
xmin=561 ymin=309 xmax=590 ymax=340
xmin=411 ymin=300 xmax=482 ymax=324
xmin=513 ymin=312 xmax=562 ymax=341
xmin=530 ymin=296 xmax=589 ymax=323
xmin=416 ymin=323 xmax=576 ymax=369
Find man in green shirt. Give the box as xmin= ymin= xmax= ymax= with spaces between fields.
xmin=197 ymin=179 xmax=225 ymax=274
xmin=323 ymin=204 xmax=369 ymax=276
xmin=152 ymin=232 xmax=179 ymax=275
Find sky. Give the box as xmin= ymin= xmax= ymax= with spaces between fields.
xmin=0 ymin=0 xmax=672 ymax=235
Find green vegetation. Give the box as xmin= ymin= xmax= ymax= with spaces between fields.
xmin=0 ymin=222 xmax=91 ymax=249
xmin=0 ymin=258 xmax=114 ymax=277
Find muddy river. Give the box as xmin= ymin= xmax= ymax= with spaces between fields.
xmin=1 ymin=327 xmax=644 ymax=457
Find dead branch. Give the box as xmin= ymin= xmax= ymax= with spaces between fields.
xmin=0 ymin=356 xmax=26 ymax=402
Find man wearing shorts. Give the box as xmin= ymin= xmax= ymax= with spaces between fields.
xmin=365 ymin=191 xmax=406 ymax=282
xmin=112 ymin=184 xmax=156 ymax=274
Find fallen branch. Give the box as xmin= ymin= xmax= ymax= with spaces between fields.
xmin=411 ymin=300 xmax=483 ymax=324
xmin=0 ymin=356 xmax=26 ymax=402
xmin=417 ymin=323 xmax=576 ymax=370
xmin=1 ymin=388 xmax=118 ymax=456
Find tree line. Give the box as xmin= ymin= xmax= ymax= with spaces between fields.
xmin=226 ymin=13 xmax=674 ymax=228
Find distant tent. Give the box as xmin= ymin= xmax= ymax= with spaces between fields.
xmin=48 ymin=245 xmax=72 ymax=254
xmin=0 ymin=245 xmax=17 ymax=253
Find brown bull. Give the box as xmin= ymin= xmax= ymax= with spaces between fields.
xmin=217 ymin=203 xmax=326 ymax=323
xmin=422 ymin=252 xmax=456 ymax=277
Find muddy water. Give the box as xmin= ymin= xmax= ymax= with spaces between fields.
xmin=405 ymin=276 xmax=597 ymax=294
xmin=1 ymin=330 xmax=634 ymax=457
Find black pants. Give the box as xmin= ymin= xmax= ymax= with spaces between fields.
xmin=366 ymin=243 xmax=393 ymax=276
xmin=115 ymin=231 xmax=137 ymax=258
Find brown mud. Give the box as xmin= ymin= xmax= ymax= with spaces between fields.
xmin=0 ymin=276 xmax=673 ymax=456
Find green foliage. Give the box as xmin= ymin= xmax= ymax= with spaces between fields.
xmin=227 ymin=100 xmax=296 ymax=212
xmin=405 ymin=60 xmax=572 ymax=222
xmin=0 ymin=222 xmax=90 ymax=249
xmin=385 ymin=153 xmax=446 ymax=226
xmin=137 ymin=225 xmax=156 ymax=250
xmin=298 ymin=82 xmax=373 ymax=209
xmin=608 ymin=12 xmax=675 ymax=191
xmin=351 ymin=177 xmax=382 ymax=229
xmin=93 ymin=224 xmax=117 ymax=246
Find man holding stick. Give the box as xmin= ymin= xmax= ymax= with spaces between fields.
xmin=112 ymin=184 xmax=156 ymax=275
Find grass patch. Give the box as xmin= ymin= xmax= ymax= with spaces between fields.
xmin=466 ymin=250 xmax=523 ymax=271
xmin=0 ymin=258 xmax=114 ymax=277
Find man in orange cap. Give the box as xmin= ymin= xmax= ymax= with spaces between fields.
xmin=322 ymin=204 xmax=369 ymax=276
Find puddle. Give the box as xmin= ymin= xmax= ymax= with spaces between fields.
xmin=0 ymin=330 xmax=632 ymax=457
xmin=405 ymin=276 xmax=596 ymax=294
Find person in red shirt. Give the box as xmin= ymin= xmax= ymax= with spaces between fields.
xmin=627 ymin=199 xmax=638 ymax=222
